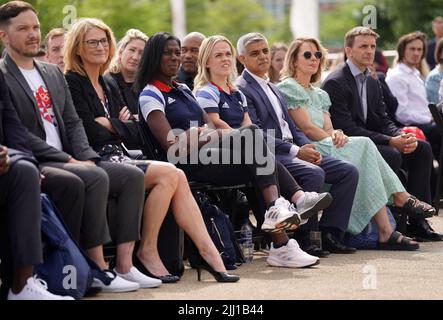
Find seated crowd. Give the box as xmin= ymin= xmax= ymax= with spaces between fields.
xmin=0 ymin=0 xmax=442 ymax=300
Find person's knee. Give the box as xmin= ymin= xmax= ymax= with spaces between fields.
xmin=176 ymin=168 xmax=189 ymax=184
xmin=159 ymin=163 xmax=180 ymax=189
xmin=307 ymin=166 xmax=326 ymax=190
xmin=342 ymin=162 xmax=359 ymax=184
xmin=90 ymin=165 xmax=110 ymax=190
xmin=416 ymin=140 xmax=433 ymax=161
xmin=13 ymin=160 xmax=40 ymax=184
xmin=124 ymin=165 xmax=145 ymax=188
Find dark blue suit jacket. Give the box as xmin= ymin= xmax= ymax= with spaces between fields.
xmin=321 ymin=63 xmax=401 ymax=145
xmin=236 ymin=70 xmax=311 ymax=155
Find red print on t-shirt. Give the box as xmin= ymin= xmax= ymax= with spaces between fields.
xmin=35 ymin=85 xmax=55 ymax=125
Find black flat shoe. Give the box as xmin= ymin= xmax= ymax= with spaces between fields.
xmin=303 ymin=244 xmax=330 ymax=258
xmin=322 ymin=233 xmax=357 ymax=254
xmin=133 ymin=256 xmax=180 ymax=283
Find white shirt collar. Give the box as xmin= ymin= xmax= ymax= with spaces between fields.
xmin=245 ymin=69 xmax=270 ymax=86
xmin=398 ymin=63 xmax=420 ymax=77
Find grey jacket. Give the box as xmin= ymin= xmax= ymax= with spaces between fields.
xmin=0 ymin=54 xmax=99 ymax=162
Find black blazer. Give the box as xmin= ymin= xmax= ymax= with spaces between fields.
xmin=0 ymin=54 xmax=99 ymax=163
xmin=104 ymin=72 xmax=139 ymax=115
xmin=321 ymin=63 xmax=402 ymax=145
xmin=65 ymin=71 xmax=140 ymax=150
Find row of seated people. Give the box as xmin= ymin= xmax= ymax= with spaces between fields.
xmin=0 ymin=1 xmax=441 ymax=300
xmin=0 ymin=1 xmax=335 ymax=300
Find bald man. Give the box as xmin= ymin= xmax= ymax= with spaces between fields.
xmin=176 ymin=32 xmax=205 ymax=90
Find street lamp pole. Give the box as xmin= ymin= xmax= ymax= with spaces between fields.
xmin=170 ymin=0 xmax=186 ymax=39
xmin=290 ymin=0 xmax=319 ymax=39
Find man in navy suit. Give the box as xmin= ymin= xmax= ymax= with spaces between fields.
xmin=236 ymin=33 xmax=359 ymax=255
xmin=322 ymin=26 xmax=440 ymax=241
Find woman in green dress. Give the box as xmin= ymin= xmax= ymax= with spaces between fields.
xmin=277 ymin=37 xmax=434 ymax=250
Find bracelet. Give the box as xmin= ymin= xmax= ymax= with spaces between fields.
xmin=335 ymin=129 xmax=343 ymax=133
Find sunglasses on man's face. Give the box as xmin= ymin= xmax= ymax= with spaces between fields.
xmin=302 ymin=51 xmax=322 ymax=60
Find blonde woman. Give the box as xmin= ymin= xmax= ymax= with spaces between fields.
xmin=277 ymin=37 xmax=434 ymax=249
xmin=106 ymin=29 xmax=148 ymax=116
xmin=193 ymin=35 xmax=332 ymax=267
xmin=269 ymin=43 xmax=287 ymax=84
xmin=64 ymin=20 xmax=239 ymax=283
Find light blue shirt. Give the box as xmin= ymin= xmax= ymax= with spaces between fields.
xmin=347 ymin=59 xmax=369 ymax=122
xmin=425 ymin=66 xmax=443 ymax=104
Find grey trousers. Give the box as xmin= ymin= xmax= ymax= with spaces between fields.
xmin=0 ymin=159 xmax=42 ymax=269
xmin=40 ymin=161 xmax=144 ymax=249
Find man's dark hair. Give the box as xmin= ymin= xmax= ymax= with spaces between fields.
xmin=397 ymin=31 xmax=427 ymax=63
xmin=0 ymin=1 xmax=36 ymax=29
xmin=133 ymin=32 xmax=180 ymax=94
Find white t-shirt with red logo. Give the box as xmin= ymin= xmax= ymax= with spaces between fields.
xmin=19 ymin=67 xmax=63 ymax=151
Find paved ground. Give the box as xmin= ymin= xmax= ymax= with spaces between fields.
xmin=91 ymin=215 xmax=443 ymax=300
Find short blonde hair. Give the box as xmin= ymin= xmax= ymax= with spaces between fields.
xmin=64 ymin=18 xmax=116 ymax=76
xmin=345 ymin=26 xmax=379 ymax=48
xmin=281 ymin=37 xmax=327 ymax=84
xmin=43 ymin=28 xmax=66 ymax=49
xmin=108 ymin=28 xmax=148 ymax=74
xmin=194 ymin=35 xmax=238 ymax=92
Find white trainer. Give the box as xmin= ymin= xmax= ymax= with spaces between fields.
xmin=296 ymin=192 xmax=333 ymax=225
xmin=7 ymin=276 xmax=75 ymax=300
xmin=114 ymin=267 xmax=162 ymax=289
xmin=261 ymin=197 xmax=300 ymax=232
xmin=91 ymin=270 xmax=140 ymax=293
xmin=266 ymin=239 xmax=320 ymax=268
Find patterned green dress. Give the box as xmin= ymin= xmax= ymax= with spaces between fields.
xmin=277 ymin=78 xmax=405 ymax=234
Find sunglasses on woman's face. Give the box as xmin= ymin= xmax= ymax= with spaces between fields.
xmin=302 ymin=51 xmax=322 ymax=60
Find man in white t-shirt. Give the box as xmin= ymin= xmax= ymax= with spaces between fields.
xmin=386 ymin=31 xmax=441 ymax=158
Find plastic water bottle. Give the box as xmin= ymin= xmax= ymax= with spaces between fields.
xmin=240 ymin=222 xmax=254 ymax=263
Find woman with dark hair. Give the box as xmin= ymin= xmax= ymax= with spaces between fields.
xmin=64 ymin=20 xmax=238 ymax=283
xmin=135 ymin=32 xmax=332 ymax=269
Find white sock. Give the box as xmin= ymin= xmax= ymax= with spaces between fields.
xmin=295 ymin=193 xmax=306 ymax=208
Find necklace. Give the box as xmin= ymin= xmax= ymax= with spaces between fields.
xmin=294 ymin=77 xmax=311 ymax=89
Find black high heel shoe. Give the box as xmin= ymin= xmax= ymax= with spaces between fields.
xmin=133 ymin=255 xmax=180 ymax=283
xmin=186 ymin=238 xmax=239 ymax=283
xmin=195 ymin=262 xmax=240 ymax=282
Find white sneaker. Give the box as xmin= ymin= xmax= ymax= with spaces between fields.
xmin=114 ymin=267 xmax=162 ymax=289
xmin=7 ymin=276 xmax=75 ymax=300
xmin=266 ymin=239 xmax=320 ymax=268
xmin=261 ymin=197 xmax=300 ymax=232
xmin=91 ymin=270 xmax=140 ymax=293
xmin=294 ymin=192 xmax=333 ymax=225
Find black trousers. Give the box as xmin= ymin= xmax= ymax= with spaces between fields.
xmin=377 ymin=140 xmax=432 ymax=204
xmin=178 ymin=125 xmax=278 ymax=190
xmin=0 ymin=159 xmax=43 ymax=270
